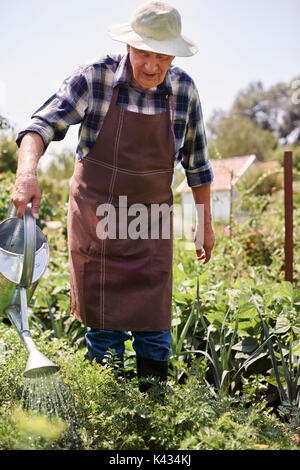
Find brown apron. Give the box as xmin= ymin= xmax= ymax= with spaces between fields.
xmin=67 ymin=85 xmax=175 ymax=331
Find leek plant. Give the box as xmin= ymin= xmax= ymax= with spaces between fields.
xmin=252 ymin=295 xmax=300 ymax=410
xmin=195 ymin=279 xmax=239 ymax=396
xmin=171 ymin=278 xmax=240 ymax=394
xmin=170 ymin=286 xmax=199 ymax=383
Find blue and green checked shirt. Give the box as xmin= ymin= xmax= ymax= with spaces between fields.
xmin=16 ymin=53 xmax=213 ymax=187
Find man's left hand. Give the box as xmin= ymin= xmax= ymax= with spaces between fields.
xmin=194 ymin=222 xmax=215 ymax=264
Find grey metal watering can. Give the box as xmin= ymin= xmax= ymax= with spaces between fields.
xmin=0 ymin=202 xmax=59 ymax=378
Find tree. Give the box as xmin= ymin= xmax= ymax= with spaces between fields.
xmin=0 ymin=133 xmax=18 ymax=173
xmin=45 ymin=150 xmax=75 ymax=180
xmin=207 ymin=115 xmax=277 ymax=161
xmin=206 ymin=77 xmax=300 ymax=161
xmin=0 ymin=114 xmax=10 ymax=130
xmin=231 ymin=78 xmax=300 ymax=141
xmin=0 ymin=114 xmax=18 ymax=173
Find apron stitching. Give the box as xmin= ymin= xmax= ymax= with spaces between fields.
xmin=84 ymin=156 xmax=173 ymax=175
xmin=168 ymin=95 xmax=176 ymax=166
xmin=100 ymin=107 xmax=124 ymax=328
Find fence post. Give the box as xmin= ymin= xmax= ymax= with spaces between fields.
xmin=284 ymin=151 xmax=293 ymax=283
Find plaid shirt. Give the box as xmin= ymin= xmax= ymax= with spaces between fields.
xmin=16 ymin=53 xmax=213 ymax=187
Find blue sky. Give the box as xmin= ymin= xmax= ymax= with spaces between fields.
xmin=1 ymin=0 xmax=299 ymax=163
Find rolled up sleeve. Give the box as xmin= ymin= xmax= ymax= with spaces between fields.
xmin=16 ymin=67 xmax=89 ymax=151
xmin=180 ymin=82 xmax=214 ymax=187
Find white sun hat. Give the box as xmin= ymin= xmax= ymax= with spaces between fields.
xmin=108 ymin=1 xmax=198 ymax=57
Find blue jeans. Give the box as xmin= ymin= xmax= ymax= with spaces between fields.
xmin=86 ymin=329 xmax=172 ymax=362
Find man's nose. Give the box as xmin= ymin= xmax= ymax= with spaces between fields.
xmin=143 ymin=58 xmax=159 ymax=73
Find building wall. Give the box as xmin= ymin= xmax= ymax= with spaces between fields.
xmin=177 ymin=190 xmax=232 ymax=238
xmin=211 ymin=190 xmax=231 ymax=222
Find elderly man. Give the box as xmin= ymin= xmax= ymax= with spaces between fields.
xmin=12 ymin=1 xmax=214 ymax=392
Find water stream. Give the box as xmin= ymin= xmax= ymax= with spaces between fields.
xmin=20 ymin=371 xmax=82 ymax=449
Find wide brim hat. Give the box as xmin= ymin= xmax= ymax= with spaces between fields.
xmin=108 ymin=1 xmax=198 ymax=57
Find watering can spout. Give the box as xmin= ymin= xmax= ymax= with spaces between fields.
xmin=1 ymin=203 xmax=59 ymax=378
xmin=7 ymin=304 xmax=60 ymax=378
xmin=22 ymin=332 xmax=60 ymax=378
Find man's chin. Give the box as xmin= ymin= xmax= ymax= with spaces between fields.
xmin=138 ymin=74 xmax=160 ymax=89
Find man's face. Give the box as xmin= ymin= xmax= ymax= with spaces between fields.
xmin=127 ymin=45 xmax=175 ymax=90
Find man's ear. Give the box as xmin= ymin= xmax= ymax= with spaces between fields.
xmin=126 ymin=44 xmax=130 ymax=53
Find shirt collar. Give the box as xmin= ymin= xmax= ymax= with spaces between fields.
xmin=113 ymin=53 xmax=173 ymax=96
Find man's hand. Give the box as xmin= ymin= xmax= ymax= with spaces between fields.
xmin=194 ymin=221 xmax=215 ymax=264
xmin=11 ymin=132 xmax=44 ymax=219
xmin=191 ymin=184 xmax=215 ymax=264
xmin=11 ymin=173 xmax=41 ymax=219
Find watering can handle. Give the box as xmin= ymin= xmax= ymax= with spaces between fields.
xmin=20 ymin=205 xmax=36 ymax=288
xmin=7 ymin=202 xmax=36 ymax=288
xmin=7 ymin=201 xmax=18 ymax=218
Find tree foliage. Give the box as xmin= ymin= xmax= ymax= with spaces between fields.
xmin=207 ymin=77 xmax=300 ymax=161
xmin=0 ymin=133 xmax=18 ymax=173
xmin=231 ymin=78 xmax=300 ymax=141
xmin=45 ymin=150 xmax=75 ymax=180
xmin=0 ymin=113 xmax=10 ymax=131
xmin=0 ymin=114 xmax=18 ymax=173
xmin=207 ymin=114 xmax=277 ymax=161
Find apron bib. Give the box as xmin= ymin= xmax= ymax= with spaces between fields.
xmin=67 ymin=86 xmax=175 ymax=331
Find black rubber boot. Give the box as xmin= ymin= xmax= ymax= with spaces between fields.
xmin=136 ymin=356 xmax=168 ymax=394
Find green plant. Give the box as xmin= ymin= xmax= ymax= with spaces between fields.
xmin=251 ymin=293 xmax=300 ymax=418
xmin=195 ymin=280 xmax=239 ymax=396
xmin=170 ymin=271 xmax=206 ymax=383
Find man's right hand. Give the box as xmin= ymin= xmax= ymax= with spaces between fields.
xmin=11 ymin=173 xmax=42 ymax=220
xmin=11 ymin=132 xmax=44 ymax=219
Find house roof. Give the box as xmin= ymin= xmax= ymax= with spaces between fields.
xmin=256 ymin=161 xmax=279 ymax=172
xmin=176 ymin=154 xmax=257 ymax=193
